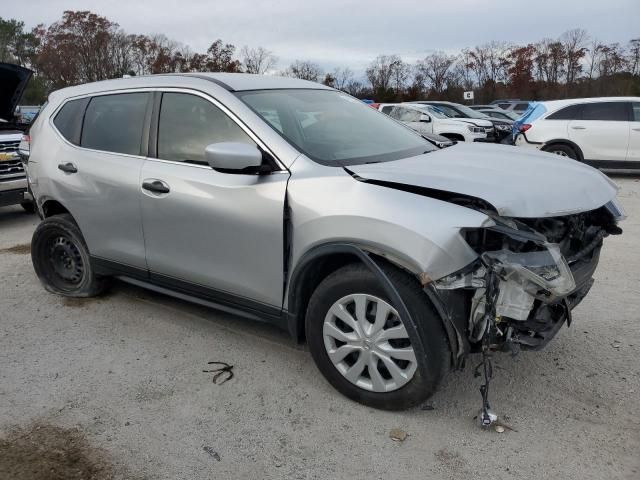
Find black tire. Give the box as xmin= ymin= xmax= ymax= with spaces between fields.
xmin=20 ymin=201 xmax=36 ymax=214
xmin=305 ymin=263 xmax=450 ymax=410
xmin=31 ymin=214 xmax=108 ymax=297
xmin=544 ymin=144 xmax=577 ymax=159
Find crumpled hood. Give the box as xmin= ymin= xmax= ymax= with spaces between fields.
xmin=0 ymin=63 xmax=32 ymax=122
xmin=349 ymin=143 xmax=618 ymax=218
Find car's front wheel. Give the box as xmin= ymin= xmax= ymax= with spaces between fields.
xmin=31 ymin=214 xmax=108 ymax=297
xmin=305 ymin=263 xmax=450 ymax=410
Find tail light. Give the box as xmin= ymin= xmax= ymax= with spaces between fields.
xmin=18 ymin=134 xmax=30 ymax=160
xmin=518 ymin=124 xmax=532 ymax=133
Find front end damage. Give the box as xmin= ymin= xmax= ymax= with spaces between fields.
xmin=433 ymin=200 xmax=624 ymax=425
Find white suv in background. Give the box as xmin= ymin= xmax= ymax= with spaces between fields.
xmin=514 ymin=97 xmax=640 ymax=171
xmin=377 ymin=103 xmax=489 ymax=142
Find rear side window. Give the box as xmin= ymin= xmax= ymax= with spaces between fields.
xmin=53 ymin=99 xmax=87 ymax=145
xmin=81 ymin=93 xmax=149 ymax=155
xmin=381 ymin=106 xmax=393 ymax=115
xmin=633 ymin=102 xmax=640 ymax=122
xmin=581 ymin=102 xmax=629 ymax=121
xmin=514 ymin=103 xmax=530 ymax=111
xmin=157 ymin=92 xmax=254 ymax=164
xmin=546 ymin=104 xmax=582 ymax=120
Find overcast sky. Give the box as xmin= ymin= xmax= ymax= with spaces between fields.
xmin=5 ymin=0 xmax=639 ymax=74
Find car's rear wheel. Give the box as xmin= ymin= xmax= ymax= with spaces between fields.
xmin=544 ymin=144 xmax=577 ymax=159
xmin=305 ymin=263 xmax=450 ymax=410
xmin=31 ymin=214 xmax=108 ymax=297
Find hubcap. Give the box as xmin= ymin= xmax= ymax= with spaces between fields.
xmin=322 ymin=294 xmax=417 ymax=392
xmin=47 ymin=235 xmax=84 ymax=285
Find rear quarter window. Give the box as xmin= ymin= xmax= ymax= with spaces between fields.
xmin=53 ymin=99 xmax=88 ymax=145
xmin=546 ymin=104 xmax=582 ymax=120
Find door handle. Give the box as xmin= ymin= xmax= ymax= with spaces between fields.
xmin=571 ymin=126 xmax=586 ymax=130
xmin=142 ymin=179 xmax=170 ymax=194
xmin=58 ymin=162 xmax=78 ymax=173
xmin=632 ymin=127 xmax=640 ymax=132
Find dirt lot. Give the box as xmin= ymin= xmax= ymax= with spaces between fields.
xmin=1 ymin=177 xmax=639 ymax=480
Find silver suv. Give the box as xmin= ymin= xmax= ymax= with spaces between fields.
xmin=25 ymin=73 xmax=623 ymax=413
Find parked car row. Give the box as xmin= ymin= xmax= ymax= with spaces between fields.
xmin=369 ymin=95 xmax=640 ymax=172
xmin=371 ymin=101 xmax=513 ymax=143
xmin=374 ymin=103 xmax=492 ymax=143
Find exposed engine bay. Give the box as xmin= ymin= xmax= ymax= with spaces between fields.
xmin=433 ymin=200 xmax=624 ymax=425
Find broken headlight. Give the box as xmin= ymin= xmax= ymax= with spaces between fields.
xmin=481 ymin=243 xmax=576 ymax=299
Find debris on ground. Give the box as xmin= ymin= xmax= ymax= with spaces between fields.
xmin=389 ymin=428 xmax=408 ymax=442
xmin=203 ymin=361 xmax=234 ymax=384
xmin=421 ymin=403 xmax=435 ymax=411
xmin=495 ymin=425 xmax=505 ymax=433
xmin=611 ymin=341 xmax=622 ymax=349
xmin=203 ymin=446 xmax=221 ymax=461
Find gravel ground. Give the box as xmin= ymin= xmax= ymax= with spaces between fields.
xmin=1 ymin=177 xmax=639 ymax=479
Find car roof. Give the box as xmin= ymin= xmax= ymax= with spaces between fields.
xmin=537 ymin=96 xmax=640 ymax=112
xmin=48 ymin=73 xmax=332 ymax=101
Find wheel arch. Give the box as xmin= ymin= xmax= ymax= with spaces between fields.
xmin=285 ymin=242 xmax=462 ymax=366
xmin=40 ymin=198 xmax=72 ymax=219
xmin=440 ymin=132 xmax=465 ymax=142
xmin=542 ymin=139 xmax=584 ymax=161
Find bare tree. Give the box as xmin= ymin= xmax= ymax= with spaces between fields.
xmin=598 ymin=43 xmax=626 ymax=77
xmin=561 ymin=28 xmax=589 ymax=84
xmin=534 ymin=39 xmax=565 ymax=83
xmin=330 ymin=67 xmax=354 ymax=91
xmin=417 ymin=52 xmax=456 ymax=94
xmin=454 ymin=49 xmax=476 ymax=91
xmin=627 ymin=38 xmax=640 ymax=76
xmin=366 ymin=55 xmax=402 ymax=91
xmin=585 ymin=39 xmax=603 ymax=80
xmin=344 ymin=79 xmax=364 ymax=97
xmin=241 ymin=46 xmax=277 ymax=74
xmin=283 ymin=60 xmax=322 ymax=81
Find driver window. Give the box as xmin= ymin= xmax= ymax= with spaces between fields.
xmin=157 ymin=92 xmax=255 ymax=164
xmin=398 ymin=109 xmax=420 ymax=122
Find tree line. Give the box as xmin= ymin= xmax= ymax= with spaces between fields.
xmin=1 ymin=10 xmax=638 ymax=105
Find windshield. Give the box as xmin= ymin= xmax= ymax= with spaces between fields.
xmin=236 ymin=89 xmax=435 ymax=165
xmin=415 ymin=105 xmax=449 ymax=119
xmin=452 ymin=104 xmax=490 ymax=119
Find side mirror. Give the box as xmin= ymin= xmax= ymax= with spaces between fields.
xmin=204 ymin=142 xmax=263 ymax=172
xmin=419 ymin=114 xmax=431 ymax=123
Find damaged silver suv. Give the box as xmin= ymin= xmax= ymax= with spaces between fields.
xmin=24 ymin=74 xmax=624 ymax=415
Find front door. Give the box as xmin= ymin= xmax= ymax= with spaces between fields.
xmin=140 ymin=91 xmax=289 ymax=308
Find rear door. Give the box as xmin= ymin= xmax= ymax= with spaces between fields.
xmin=568 ymin=101 xmax=630 ymax=161
xmin=628 ymin=102 xmax=640 ymax=162
xmin=51 ymin=92 xmax=150 ymax=270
